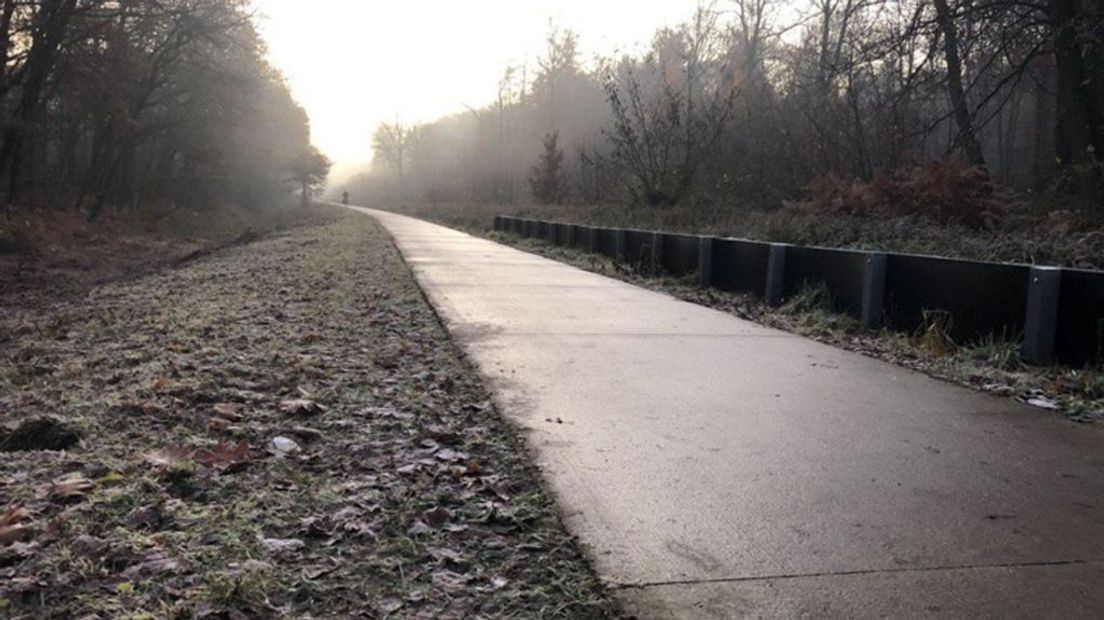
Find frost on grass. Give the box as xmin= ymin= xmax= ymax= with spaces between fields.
xmin=0 ymin=207 xmax=619 ymax=619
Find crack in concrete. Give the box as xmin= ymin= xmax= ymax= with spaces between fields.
xmin=613 ymin=559 xmax=1103 ymax=590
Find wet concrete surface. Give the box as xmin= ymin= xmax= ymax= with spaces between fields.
xmin=346 ymin=206 xmax=1104 ymax=619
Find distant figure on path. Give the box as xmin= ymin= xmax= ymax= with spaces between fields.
xmin=342 ymin=191 xmax=349 ymax=205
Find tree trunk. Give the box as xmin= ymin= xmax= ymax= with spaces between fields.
xmin=1049 ymin=0 xmax=1103 ymax=205
xmin=0 ymin=0 xmax=17 ymax=91
xmin=933 ymin=0 xmax=987 ymax=170
xmin=0 ymin=0 xmax=78 ymax=210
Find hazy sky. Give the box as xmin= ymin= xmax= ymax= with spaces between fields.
xmin=253 ymin=1 xmax=704 ymax=174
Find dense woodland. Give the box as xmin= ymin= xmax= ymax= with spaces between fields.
xmin=0 ymin=0 xmax=327 ymax=222
xmin=351 ymin=0 xmax=1103 ymax=219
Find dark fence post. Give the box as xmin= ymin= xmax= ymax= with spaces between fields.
xmin=699 ymin=237 xmax=715 ymax=287
xmin=615 ymin=229 xmax=628 ymax=262
xmin=765 ymin=243 xmax=790 ymax=306
xmin=861 ymin=252 xmax=888 ymax=329
xmin=1022 ymin=266 xmax=1061 ymax=365
xmin=650 ymin=232 xmax=664 ymax=275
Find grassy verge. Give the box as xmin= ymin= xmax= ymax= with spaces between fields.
xmin=490 ymin=233 xmax=1104 ymax=426
xmin=0 ymin=206 xmax=621 ymax=618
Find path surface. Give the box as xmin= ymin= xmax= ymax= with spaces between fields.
xmin=348 ymin=206 xmax=1104 ymax=619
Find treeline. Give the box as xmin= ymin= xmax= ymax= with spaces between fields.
xmin=0 ymin=0 xmax=328 ymax=221
xmin=352 ymin=0 xmax=1103 ymax=213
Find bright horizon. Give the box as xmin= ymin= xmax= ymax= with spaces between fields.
xmin=252 ymin=1 xmax=706 ymax=179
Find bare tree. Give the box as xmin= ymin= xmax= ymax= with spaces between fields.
xmin=372 ymin=120 xmax=415 ymax=201
xmin=932 ymin=0 xmax=987 ymax=169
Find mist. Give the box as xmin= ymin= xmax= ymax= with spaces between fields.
xmin=334 ymin=0 xmax=1100 ymax=216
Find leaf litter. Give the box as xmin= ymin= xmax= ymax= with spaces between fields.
xmin=0 ymin=206 xmax=621 ymax=618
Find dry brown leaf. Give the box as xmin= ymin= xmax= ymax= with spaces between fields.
xmin=195 ymin=439 xmax=250 ymax=468
xmin=40 ymin=475 xmax=93 ymax=500
xmin=431 ymin=570 xmax=470 ymax=593
xmin=0 ymin=505 xmax=33 ymax=544
xmin=151 ymin=377 xmax=170 ymax=391
xmin=207 ymin=417 xmax=231 ymax=433
xmin=0 ymin=523 xmax=32 ymax=545
xmin=279 ymin=399 xmax=325 ymax=416
xmin=212 ymin=402 xmax=242 ymax=420
xmin=0 ymin=505 xmax=30 ymax=528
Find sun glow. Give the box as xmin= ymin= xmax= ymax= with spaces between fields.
xmin=252 ymin=0 xmax=703 ymax=179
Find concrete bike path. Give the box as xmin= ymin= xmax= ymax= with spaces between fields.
xmin=347 ymin=206 xmax=1104 ymax=619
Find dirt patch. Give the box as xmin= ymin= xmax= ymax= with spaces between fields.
xmin=0 ymin=205 xmax=620 ymax=618
xmin=0 ymin=418 xmax=81 ymax=453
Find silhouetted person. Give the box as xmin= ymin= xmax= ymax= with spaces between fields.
xmin=342 ymin=190 xmax=349 ymax=205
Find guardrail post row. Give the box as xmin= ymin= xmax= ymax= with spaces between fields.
xmin=765 ymin=243 xmax=790 ymax=306
xmin=586 ymin=228 xmax=598 ymax=253
xmin=1022 ymin=266 xmax=1062 ymax=365
xmin=861 ymin=252 xmax=888 ymax=329
xmin=566 ymin=224 xmax=576 ymax=247
xmin=699 ymin=236 xmax=715 ymax=288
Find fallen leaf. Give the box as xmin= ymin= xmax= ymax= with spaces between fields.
xmin=122 ymin=554 xmax=183 ymax=579
xmin=407 ymin=521 xmax=433 ymax=536
xmin=1026 ymin=396 xmax=1058 ymax=410
xmin=427 ymin=547 xmax=465 ymax=565
xmin=40 ymin=475 xmax=93 ymax=500
xmin=207 ymin=417 xmax=231 ymax=433
xmin=432 ymin=570 xmax=470 ymax=593
xmin=0 ymin=506 xmax=30 ymax=528
xmin=376 ymin=597 xmax=404 ymax=614
xmin=279 ymin=399 xmax=325 ymax=416
xmin=303 ymin=560 xmax=340 ymax=580
xmin=435 ymin=448 xmax=467 ymax=463
xmin=0 ymin=506 xmax=33 ymax=546
xmin=195 ymin=439 xmax=250 ymax=468
xmin=422 ymin=506 xmax=451 ymax=528
xmin=287 ymin=426 xmax=324 ymax=441
xmin=212 ymin=402 xmax=242 ymax=420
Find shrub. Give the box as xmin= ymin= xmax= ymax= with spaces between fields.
xmin=806 ymin=160 xmax=1014 ymax=229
